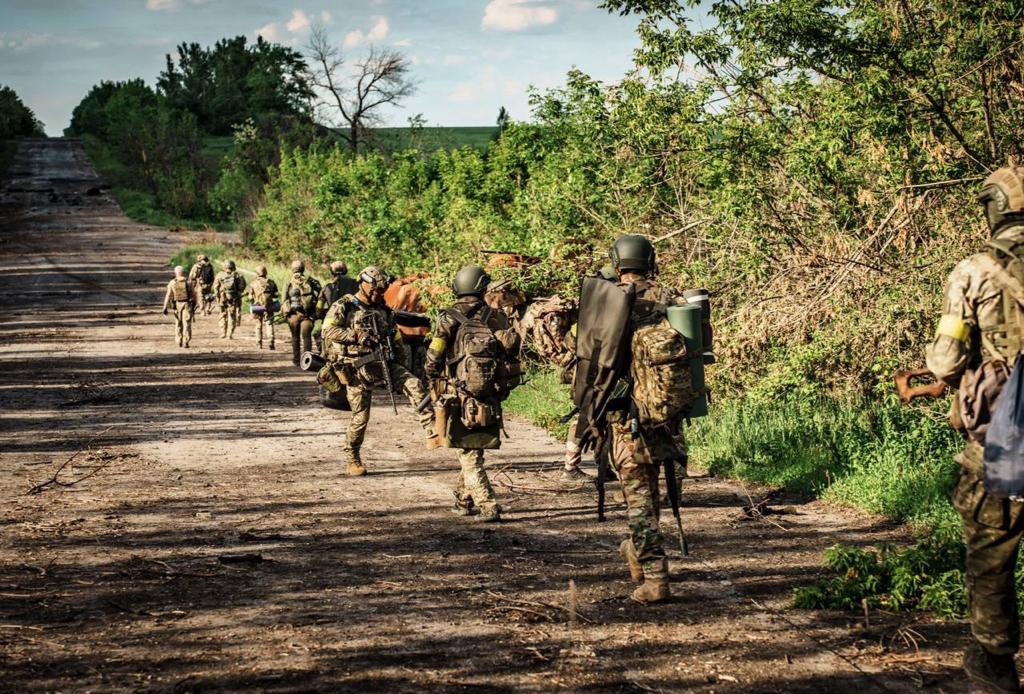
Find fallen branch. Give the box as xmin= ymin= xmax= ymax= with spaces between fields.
xmin=26 ymin=424 xmax=119 ymax=495
xmin=486 ymin=589 xmax=595 ymax=624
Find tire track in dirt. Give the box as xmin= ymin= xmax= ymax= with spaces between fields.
xmin=0 ymin=138 xmax=969 ymax=692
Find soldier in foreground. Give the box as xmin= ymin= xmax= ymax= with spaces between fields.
xmin=214 ymin=259 xmax=246 ymax=340
xmin=162 ymin=265 xmax=195 ymax=348
xmin=321 ymin=266 xmax=439 ymax=476
xmin=281 ymin=260 xmax=321 ymax=366
xmin=926 ymin=166 xmax=1024 ymax=693
xmin=247 ymin=264 xmax=278 ymax=350
xmin=188 ymin=253 xmax=216 ymax=315
xmin=426 ymin=265 xmax=521 ymax=523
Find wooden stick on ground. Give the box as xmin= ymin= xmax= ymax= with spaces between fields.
xmin=26 ymin=424 xmax=119 ymax=495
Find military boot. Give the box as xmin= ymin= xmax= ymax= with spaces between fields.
xmin=619 ymin=539 xmax=644 ymax=584
xmin=346 ymin=452 xmax=367 ymax=477
xmin=631 ymin=559 xmax=670 ymax=604
xmin=451 ymin=490 xmax=476 ymax=516
xmin=963 ymin=639 xmax=1020 ymax=693
xmin=425 ymin=433 xmax=443 ymax=450
xmin=479 ymin=504 xmax=501 ymax=523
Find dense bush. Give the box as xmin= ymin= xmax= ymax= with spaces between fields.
xmin=0 ymin=85 xmax=45 ymax=140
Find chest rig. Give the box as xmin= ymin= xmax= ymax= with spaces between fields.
xmin=980 ymin=238 xmax=1024 ymax=363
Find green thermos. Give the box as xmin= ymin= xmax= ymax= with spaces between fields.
xmin=667 ymin=304 xmax=708 ymax=417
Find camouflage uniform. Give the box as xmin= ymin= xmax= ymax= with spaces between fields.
xmin=282 ymin=271 xmax=321 ymax=365
xmin=247 ymin=275 xmax=278 ymax=350
xmin=321 ymin=295 xmax=435 ymax=468
xmin=188 ymin=258 xmax=215 ymax=315
xmin=425 ymin=295 xmax=515 ymax=517
xmin=926 ymin=224 xmax=1024 ymax=658
xmin=214 ymin=268 xmax=246 ymax=339
xmin=162 ymin=274 xmax=195 ymax=347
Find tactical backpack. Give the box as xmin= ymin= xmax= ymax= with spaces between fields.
xmin=630 ymin=300 xmax=696 ymax=427
xmin=172 ymin=278 xmax=189 ymax=303
xmin=198 ymin=262 xmax=214 ymax=285
xmin=221 ymin=272 xmax=242 ymax=302
xmin=287 ymin=276 xmax=321 ymax=315
xmin=448 ymin=305 xmax=500 ymax=399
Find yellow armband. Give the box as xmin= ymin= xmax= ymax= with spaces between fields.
xmin=936 ymin=314 xmax=969 ymax=342
xmin=429 ymin=337 xmax=447 ymax=352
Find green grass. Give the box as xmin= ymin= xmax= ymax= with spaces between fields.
xmin=503 ymin=366 xmax=574 ymax=441
xmin=368 ymin=126 xmax=498 ymax=153
xmin=201 ymin=135 xmax=234 ymax=158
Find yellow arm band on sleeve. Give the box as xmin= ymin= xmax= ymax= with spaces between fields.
xmin=937 ymin=314 xmax=970 ymax=342
xmin=429 ymin=337 xmax=447 ymax=352
xmin=570 ymin=323 xmax=577 ymax=337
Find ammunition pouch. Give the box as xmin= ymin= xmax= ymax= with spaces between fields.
xmin=460 ymin=395 xmax=498 ymax=429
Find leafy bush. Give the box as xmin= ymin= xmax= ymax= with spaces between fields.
xmin=0 ymin=85 xmax=45 ymax=139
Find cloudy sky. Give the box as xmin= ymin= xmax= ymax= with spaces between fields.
xmin=0 ymin=0 xmax=644 ymax=135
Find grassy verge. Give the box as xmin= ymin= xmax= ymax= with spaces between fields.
xmin=503 ymin=366 xmax=574 ymax=441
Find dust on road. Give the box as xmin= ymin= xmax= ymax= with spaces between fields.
xmin=0 ymin=139 xmax=968 ymax=692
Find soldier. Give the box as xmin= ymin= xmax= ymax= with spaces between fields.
xmin=213 ymin=259 xmax=246 ymax=339
xmin=162 ymin=265 xmax=195 ymax=348
xmin=188 ymin=254 xmax=216 ymax=315
xmin=317 ymin=261 xmax=359 ymax=318
xmin=281 ymin=260 xmax=321 ymax=366
xmin=926 ymin=166 xmax=1024 ymax=693
xmin=321 ymin=265 xmax=439 ymax=476
xmin=426 ymin=265 xmax=521 ymax=523
xmin=248 ymin=264 xmax=278 ymax=350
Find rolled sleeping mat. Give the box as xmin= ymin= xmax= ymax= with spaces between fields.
xmin=300 ymin=351 xmax=326 ymax=372
xmin=682 ymin=288 xmax=715 ymax=365
xmin=250 ymin=304 xmax=266 ymax=316
xmin=667 ymin=304 xmax=708 ymax=417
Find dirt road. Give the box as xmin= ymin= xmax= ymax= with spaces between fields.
xmin=0 ymin=139 xmax=968 ymax=692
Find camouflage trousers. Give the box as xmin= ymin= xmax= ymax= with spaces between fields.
xmin=287 ymin=314 xmax=314 ymax=364
xmin=569 ymin=419 xmax=687 ymax=490
xmin=195 ymin=283 xmax=214 ymax=315
xmin=953 ymin=453 xmax=1024 ymax=655
xmin=252 ymin=312 xmax=275 ymax=348
xmin=609 ymin=420 xmax=680 ymax=578
xmin=219 ymin=300 xmax=241 ymax=338
xmin=342 ymin=361 xmax=434 ymax=464
xmin=455 ymin=448 xmax=497 ymax=511
xmin=172 ymin=302 xmax=193 ymax=346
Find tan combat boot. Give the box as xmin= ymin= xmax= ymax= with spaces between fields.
xmin=631 ymin=559 xmax=670 ymax=604
xmin=346 ymin=452 xmax=367 ymax=476
xmin=619 ymin=539 xmax=644 ymax=584
xmin=425 ymin=433 xmax=442 ymax=450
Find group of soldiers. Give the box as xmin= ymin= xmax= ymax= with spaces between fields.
xmin=157 ymin=165 xmax=1024 ymax=691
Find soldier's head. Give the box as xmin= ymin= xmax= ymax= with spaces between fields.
xmin=196 ymin=254 xmax=208 ymax=263
xmin=358 ymin=265 xmax=390 ymax=304
xmin=453 ymin=265 xmax=490 ymax=299
xmin=174 ymin=265 xmax=185 ymax=278
xmin=609 ymin=234 xmax=656 ymax=277
xmin=291 ymin=260 xmax=305 ymax=274
xmin=256 ymin=264 xmax=268 ymax=278
xmin=222 ymin=259 xmax=236 ymax=271
xmin=980 ymin=166 xmax=1024 ymax=235
xmin=330 ymin=261 xmax=348 ymax=277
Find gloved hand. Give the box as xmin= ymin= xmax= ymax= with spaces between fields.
xmin=163 ymin=308 xmax=168 ymax=315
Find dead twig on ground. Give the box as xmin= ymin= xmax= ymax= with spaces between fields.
xmin=26 ymin=424 xmax=119 ymax=495
xmin=485 ymin=590 xmax=595 ymax=624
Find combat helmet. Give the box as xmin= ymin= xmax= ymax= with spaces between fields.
xmin=358 ymin=265 xmax=391 ymax=290
xmin=979 ymin=166 xmax=1024 ymax=234
xmin=609 ymin=234 xmax=655 ymax=274
xmin=452 ymin=265 xmax=490 ymax=297
xmin=222 ymin=259 xmax=236 ymax=271
xmin=330 ymin=261 xmax=348 ymax=276
xmin=196 ymin=254 xmax=208 ymax=262
xmin=256 ymin=264 xmax=268 ymax=278
xmin=291 ymin=260 xmax=305 ymax=274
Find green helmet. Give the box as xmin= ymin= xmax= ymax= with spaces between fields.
xmin=256 ymin=264 xmax=268 ymax=278
xmin=330 ymin=260 xmax=348 ymax=276
xmin=358 ymin=265 xmax=390 ymax=290
xmin=291 ymin=260 xmax=305 ymax=274
xmin=222 ymin=259 xmax=236 ymax=271
xmin=452 ymin=265 xmax=490 ymax=297
xmin=980 ymin=166 xmax=1024 ymax=234
xmin=609 ymin=234 xmax=655 ymax=273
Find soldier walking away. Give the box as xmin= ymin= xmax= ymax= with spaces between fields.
xmin=281 ymin=260 xmax=321 ymax=366
xmin=317 ymin=261 xmax=359 ymax=318
xmin=248 ymin=264 xmax=279 ymax=350
xmin=214 ymin=259 xmax=246 ymax=339
xmin=163 ymin=265 xmax=195 ymax=348
xmin=321 ymin=265 xmax=440 ymax=476
xmin=188 ymin=254 xmax=216 ymax=316
xmin=426 ymin=265 xmax=522 ymax=523
xmin=926 ymin=166 xmax=1024 ymax=693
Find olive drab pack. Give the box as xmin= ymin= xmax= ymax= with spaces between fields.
xmin=172 ymin=278 xmax=189 ymax=303
xmin=448 ymin=305 xmax=500 ymax=399
xmin=221 ymin=271 xmax=242 ymax=302
xmin=198 ymin=262 xmax=214 ymax=285
xmin=251 ymin=277 xmax=276 ymax=306
xmin=630 ymin=302 xmax=696 ymax=427
xmin=287 ymin=276 xmax=321 ymax=315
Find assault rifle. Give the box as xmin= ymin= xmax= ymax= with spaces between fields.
xmin=355 ymin=311 xmax=398 ymax=414
xmin=894 ymin=368 xmax=948 ymax=404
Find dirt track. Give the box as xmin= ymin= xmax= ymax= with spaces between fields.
xmin=0 ymin=139 xmax=971 ymax=692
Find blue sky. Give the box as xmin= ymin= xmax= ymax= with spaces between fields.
xmin=0 ymin=0 xmax=644 ymax=134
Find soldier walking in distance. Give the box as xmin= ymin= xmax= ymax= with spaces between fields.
xmin=248 ymin=264 xmax=278 ymax=350
xmin=927 ymin=166 xmax=1024 ymax=693
xmin=281 ymin=260 xmax=321 ymax=366
xmin=162 ymin=265 xmax=195 ymax=348
xmin=317 ymin=261 xmax=358 ymax=318
xmin=214 ymin=259 xmax=246 ymax=339
xmin=188 ymin=254 xmax=216 ymax=315
xmin=321 ymin=266 xmax=439 ymax=476
xmin=426 ymin=265 xmax=522 ymax=523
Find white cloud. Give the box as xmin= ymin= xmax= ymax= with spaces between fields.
xmin=286 ymin=9 xmax=311 ymax=33
xmin=146 ymin=0 xmax=181 ymax=10
xmin=449 ymin=65 xmax=499 ymax=103
xmin=256 ymin=22 xmax=285 ymax=43
xmin=482 ymin=0 xmax=558 ymax=31
xmin=0 ymin=32 xmax=103 ymax=51
xmin=442 ymin=54 xmax=466 ymax=66
xmin=321 ymin=10 xmax=333 ymax=23
xmin=393 ymin=38 xmax=412 ymax=47
xmin=366 ymin=16 xmax=390 ymax=41
xmin=343 ymin=30 xmax=364 ymax=48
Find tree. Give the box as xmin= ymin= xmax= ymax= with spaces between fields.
xmin=0 ymin=86 xmax=45 ymax=139
xmin=496 ymin=106 xmax=510 ymax=132
xmin=307 ymin=25 xmax=417 ymax=153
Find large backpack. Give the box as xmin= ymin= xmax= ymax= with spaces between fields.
xmin=288 ymin=276 xmax=320 ymax=315
xmin=221 ymin=272 xmax=241 ymax=302
xmin=630 ymin=300 xmax=696 ymax=427
xmin=448 ymin=305 xmax=500 ymax=399
xmin=198 ymin=262 xmax=214 ymax=285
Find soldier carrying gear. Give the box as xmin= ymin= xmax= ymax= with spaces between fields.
xmin=213 ymin=259 xmax=246 ymax=339
xmin=316 ymin=260 xmax=359 ymax=319
xmin=426 ymin=264 xmax=523 ymax=523
xmin=280 ymin=259 xmax=322 ymax=366
xmin=927 ymin=165 xmax=1024 ymax=693
xmin=248 ymin=264 xmax=279 ymax=350
xmin=321 ymin=265 xmax=439 ymax=476
xmin=163 ymin=265 xmax=196 ymax=348
xmin=188 ymin=253 xmax=216 ymax=315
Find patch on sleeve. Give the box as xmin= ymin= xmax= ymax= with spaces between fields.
xmin=937 ymin=314 xmax=969 ymax=342
xmin=429 ymin=337 xmax=447 ymax=353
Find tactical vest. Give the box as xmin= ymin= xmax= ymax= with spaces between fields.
xmin=172 ymin=278 xmax=189 ymax=303
xmin=978 ymin=243 xmax=1024 ymax=363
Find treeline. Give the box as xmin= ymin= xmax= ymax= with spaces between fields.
xmin=0 ymin=86 xmax=45 ymax=141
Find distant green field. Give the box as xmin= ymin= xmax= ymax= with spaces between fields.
xmin=367 ymin=126 xmax=498 ymax=152
xmin=201 ymin=135 xmax=234 ymax=158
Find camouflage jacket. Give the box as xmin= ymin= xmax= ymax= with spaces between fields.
xmin=321 ymin=294 xmax=404 ymax=365
xmin=424 ymin=296 xmax=516 ymax=382
xmin=214 ymin=270 xmax=246 ymax=304
xmin=248 ymin=277 xmax=278 ymax=306
xmin=317 ymin=276 xmax=359 ymax=318
xmin=188 ymin=261 xmax=214 ymax=287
